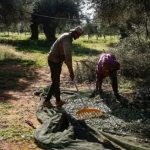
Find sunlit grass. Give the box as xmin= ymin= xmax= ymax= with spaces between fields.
xmin=0 ymin=44 xmax=22 ymax=60
xmin=0 ymin=32 xmax=119 ymax=67
xmin=0 ymin=32 xmax=144 ymax=93
xmin=0 ymin=32 xmax=46 ymax=40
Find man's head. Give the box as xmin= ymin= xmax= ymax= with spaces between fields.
xmin=70 ymin=26 xmax=84 ymax=40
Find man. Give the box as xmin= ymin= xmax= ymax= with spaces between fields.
xmin=96 ymin=53 xmax=120 ymax=98
xmin=43 ymin=27 xmax=84 ymax=108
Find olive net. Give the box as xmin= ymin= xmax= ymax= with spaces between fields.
xmin=34 ymin=88 xmax=150 ymax=150
xmin=34 ymin=94 xmax=116 ymax=150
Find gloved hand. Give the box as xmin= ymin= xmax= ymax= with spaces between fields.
xmin=70 ymin=72 xmax=74 ymax=81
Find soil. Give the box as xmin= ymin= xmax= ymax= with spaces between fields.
xmin=0 ymin=65 xmax=97 ymax=150
xmin=1 ymin=65 xmax=149 ymax=150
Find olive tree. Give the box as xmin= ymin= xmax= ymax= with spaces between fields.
xmin=88 ymin=0 xmax=150 ymax=39
xmin=0 ymin=0 xmax=35 ymax=27
xmin=30 ymin=0 xmax=82 ymax=41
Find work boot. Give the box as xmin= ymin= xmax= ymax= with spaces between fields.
xmin=55 ymin=100 xmax=66 ymax=107
xmin=43 ymin=101 xmax=55 ymax=109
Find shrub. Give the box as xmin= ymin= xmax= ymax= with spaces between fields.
xmin=108 ymin=36 xmax=150 ymax=79
xmin=74 ymin=57 xmax=98 ymax=83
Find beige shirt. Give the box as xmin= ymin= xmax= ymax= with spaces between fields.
xmin=47 ymin=32 xmax=73 ymax=73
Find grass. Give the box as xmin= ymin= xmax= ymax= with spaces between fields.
xmin=0 ymin=32 xmax=119 ymax=67
xmin=0 ymin=101 xmax=33 ymax=141
xmin=0 ymin=100 xmax=34 ymax=144
xmin=0 ymin=121 xmax=34 ymax=142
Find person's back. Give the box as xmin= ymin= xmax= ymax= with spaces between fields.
xmin=47 ymin=32 xmax=72 ymax=64
xmin=96 ymin=53 xmax=120 ymax=78
xmin=96 ymin=53 xmax=120 ymax=98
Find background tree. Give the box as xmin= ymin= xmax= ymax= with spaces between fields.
xmin=88 ymin=0 xmax=150 ymax=39
xmin=30 ymin=0 xmax=82 ymax=41
xmin=0 ymin=0 xmax=35 ymax=28
xmin=83 ymin=19 xmax=95 ymax=40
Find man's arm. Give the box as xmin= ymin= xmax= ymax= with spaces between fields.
xmin=63 ymin=41 xmax=74 ymax=80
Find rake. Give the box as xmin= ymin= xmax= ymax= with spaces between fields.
xmin=73 ymin=79 xmax=103 ymax=120
xmin=123 ymin=91 xmax=136 ymax=94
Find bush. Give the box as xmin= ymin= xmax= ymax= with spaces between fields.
xmin=107 ymin=36 xmax=150 ymax=98
xmin=74 ymin=57 xmax=98 ymax=83
xmin=108 ymin=36 xmax=150 ymax=79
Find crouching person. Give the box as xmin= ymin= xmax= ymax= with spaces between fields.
xmin=96 ymin=53 xmax=120 ymax=99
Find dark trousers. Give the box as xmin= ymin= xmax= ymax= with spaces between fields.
xmin=96 ymin=72 xmax=118 ymax=94
xmin=109 ymin=72 xmax=118 ymax=94
xmin=45 ymin=60 xmax=62 ymax=102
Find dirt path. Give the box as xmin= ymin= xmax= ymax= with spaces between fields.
xmin=0 ymin=65 xmax=96 ymax=150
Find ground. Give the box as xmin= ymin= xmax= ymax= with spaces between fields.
xmin=0 ymin=65 xmax=96 ymax=150
xmin=1 ymin=65 xmax=150 ymax=150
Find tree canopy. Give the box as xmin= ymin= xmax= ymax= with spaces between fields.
xmin=0 ymin=0 xmax=82 ymax=41
xmin=88 ymin=0 xmax=150 ymax=38
xmin=0 ymin=0 xmax=35 ymax=27
xmin=30 ymin=0 xmax=82 ymax=41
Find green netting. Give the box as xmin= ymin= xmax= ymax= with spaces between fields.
xmin=34 ymin=87 xmax=150 ymax=150
xmin=34 ymin=94 xmax=119 ymax=150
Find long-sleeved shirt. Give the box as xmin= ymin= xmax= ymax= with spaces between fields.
xmin=47 ymin=32 xmax=73 ymax=73
xmin=96 ymin=53 xmax=120 ymax=88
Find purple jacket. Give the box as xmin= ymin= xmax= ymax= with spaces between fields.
xmin=96 ymin=53 xmax=120 ymax=88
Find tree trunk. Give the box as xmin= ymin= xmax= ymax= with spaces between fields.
xmin=42 ymin=23 xmax=56 ymax=41
xmin=145 ymin=14 xmax=149 ymax=39
xmin=30 ymin=14 xmax=39 ymax=40
xmin=119 ymin=27 xmax=128 ymax=39
xmin=103 ymin=34 xmax=105 ymax=39
xmin=96 ymin=35 xmax=98 ymax=40
xmin=30 ymin=23 xmax=39 ymax=40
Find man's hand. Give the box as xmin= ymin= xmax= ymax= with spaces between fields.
xmin=70 ymin=72 xmax=74 ymax=81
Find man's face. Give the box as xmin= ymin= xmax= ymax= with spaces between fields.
xmin=72 ymin=31 xmax=82 ymax=40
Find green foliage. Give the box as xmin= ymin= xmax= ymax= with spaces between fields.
xmin=83 ymin=19 xmax=96 ymax=39
xmin=74 ymin=35 xmax=150 ymax=101
xmin=0 ymin=0 xmax=34 ymax=26
xmin=89 ymin=0 xmax=150 ymax=39
xmin=109 ymin=36 xmax=150 ymax=79
xmin=107 ymin=36 xmax=150 ymax=100
xmin=0 ymin=58 xmax=38 ymax=66
xmin=89 ymin=0 xmax=150 ymax=25
xmin=34 ymin=0 xmax=81 ymax=27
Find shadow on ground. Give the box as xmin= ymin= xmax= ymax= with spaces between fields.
xmin=93 ymin=91 xmax=150 ymax=121
xmin=0 ymin=39 xmax=101 ymax=56
xmin=0 ymin=58 xmax=43 ymax=101
xmin=72 ymin=43 xmax=101 ymax=56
